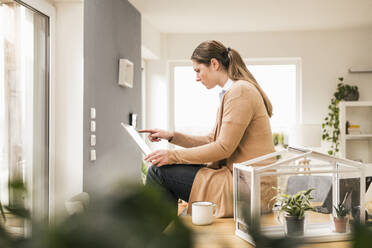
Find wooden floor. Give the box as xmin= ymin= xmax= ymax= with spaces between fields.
xmin=180 ymin=216 xmax=352 ymax=248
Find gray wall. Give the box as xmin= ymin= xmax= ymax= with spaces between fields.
xmin=83 ymin=0 xmax=142 ymax=194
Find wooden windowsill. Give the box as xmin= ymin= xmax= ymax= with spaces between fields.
xmin=179 ymin=216 xmax=352 ymax=248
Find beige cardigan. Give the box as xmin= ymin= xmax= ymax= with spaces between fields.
xmin=168 ymin=80 xmax=276 ymax=217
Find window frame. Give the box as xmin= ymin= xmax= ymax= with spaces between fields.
xmin=18 ymin=0 xmax=56 ymax=224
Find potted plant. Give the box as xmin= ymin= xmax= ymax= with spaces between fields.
xmin=322 ymin=77 xmax=359 ymax=156
xmin=333 ymin=193 xmax=350 ymax=233
xmin=272 ymin=188 xmax=314 ymax=236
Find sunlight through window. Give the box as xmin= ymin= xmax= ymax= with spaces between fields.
xmin=173 ymin=62 xmax=298 ymax=136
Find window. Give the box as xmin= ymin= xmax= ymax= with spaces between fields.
xmin=173 ymin=65 xmax=220 ymax=136
xmin=0 ymin=0 xmax=50 ymax=233
xmin=172 ymin=59 xmax=300 ymax=140
xmin=246 ymin=60 xmax=300 ymax=134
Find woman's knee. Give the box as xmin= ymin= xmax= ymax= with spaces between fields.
xmin=146 ymin=165 xmax=162 ymax=185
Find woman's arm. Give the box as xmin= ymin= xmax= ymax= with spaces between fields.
xmin=139 ymin=127 xmax=215 ymax=147
xmin=169 ymin=124 xmax=216 ymax=148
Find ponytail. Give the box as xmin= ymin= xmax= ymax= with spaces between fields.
xmin=191 ymin=40 xmax=273 ymax=118
xmin=226 ymin=48 xmax=273 ymax=117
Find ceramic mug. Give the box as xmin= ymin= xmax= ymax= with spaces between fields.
xmin=192 ymin=201 xmax=217 ymax=225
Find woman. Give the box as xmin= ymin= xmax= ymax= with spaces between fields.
xmin=140 ymin=40 xmax=275 ymax=217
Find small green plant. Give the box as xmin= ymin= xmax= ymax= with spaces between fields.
xmin=334 ymin=202 xmax=349 ymax=219
xmin=272 ymin=188 xmax=315 ymax=220
xmin=334 ymin=192 xmax=350 ymax=219
xmin=141 ymin=161 xmax=148 ymax=184
xmin=272 ymin=133 xmax=288 ymax=148
xmin=322 ymin=77 xmax=359 ymax=156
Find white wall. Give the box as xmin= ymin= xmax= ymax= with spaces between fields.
xmin=54 ymin=1 xmax=84 ymax=218
xmin=146 ymin=28 xmax=372 ymax=143
xmin=141 ymin=17 xmax=161 ymax=59
xmin=145 ymin=35 xmax=170 ymax=150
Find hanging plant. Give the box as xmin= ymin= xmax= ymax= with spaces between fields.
xmin=322 ymin=78 xmax=359 ymax=156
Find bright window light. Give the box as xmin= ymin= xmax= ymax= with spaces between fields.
xmin=247 ymin=64 xmax=297 ymax=133
xmin=173 ymin=62 xmax=298 ymax=136
xmin=174 ymin=66 xmax=220 ymax=135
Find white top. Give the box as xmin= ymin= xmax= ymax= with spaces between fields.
xmin=219 ymin=78 xmax=234 ymax=102
xmin=222 ymin=78 xmax=234 ymax=92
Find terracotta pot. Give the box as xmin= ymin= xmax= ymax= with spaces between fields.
xmin=285 ymin=215 xmax=304 ymax=236
xmin=334 ymin=217 xmax=348 ymax=233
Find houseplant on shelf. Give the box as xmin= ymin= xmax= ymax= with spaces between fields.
xmin=321 ymin=77 xmax=359 ymax=156
xmin=272 ymin=188 xmax=315 ymax=237
xmin=333 ymin=193 xmax=350 ymax=233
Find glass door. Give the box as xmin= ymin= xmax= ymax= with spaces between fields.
xmin=0 ymin=0 xmax=49 ymax=235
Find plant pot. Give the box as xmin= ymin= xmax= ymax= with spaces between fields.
xmin=333 ymin=217 xmax=348 ymax=233
xmin=344 ymin=91 xmax=359 ymax=101
xmin=285 ymin=215 xmax=304 ymax=236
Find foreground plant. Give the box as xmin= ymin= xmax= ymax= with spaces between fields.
xmin=0 ymin=183 xmax=192 ymax=248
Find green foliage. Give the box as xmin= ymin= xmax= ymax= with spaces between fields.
xmin=322 ymin=77 xmax=359 ymax=156
xmin=272 ymin=188 xmax=314 ymax=220
xmin=0 ymin=183 xmax=192 ymax=248
xmin=334 ymin=192 xmax=350 ymax=219
xmin=334 ymin=202 xmax=349 ymax=219
xmin=272 ymin=133 xmax=287 ymax=148
xmin=0 ymin=179 xmax=29 ymax=222
xmin=141 ymin=162 xmax=149 ymax=184
xmin=352 ymin=221 xmax=372 ymax=248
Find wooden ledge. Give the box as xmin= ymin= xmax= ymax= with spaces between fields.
xmin=179 ymin=216 xmax=351 ymax=248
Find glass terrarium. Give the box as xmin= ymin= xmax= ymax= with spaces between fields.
xmin=233 ymin=147 xmax=367 ymax=244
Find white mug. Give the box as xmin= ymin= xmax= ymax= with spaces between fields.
xmin=192 ymin=201 xmax=217 ymax=225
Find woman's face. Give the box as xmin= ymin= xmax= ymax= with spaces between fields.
xmin=192 ymin=60 xmax=218 ymax=89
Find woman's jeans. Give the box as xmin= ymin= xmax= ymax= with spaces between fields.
xmin=146 ymin=164 xmax=203 ymax=206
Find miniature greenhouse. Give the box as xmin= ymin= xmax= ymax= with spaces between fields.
xmin=233 ymin=147 xmax=368 ymax=244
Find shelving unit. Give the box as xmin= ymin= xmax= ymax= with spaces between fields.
xmin=339 ymin=101 xmax=372 ymax=166
xmin=339 ymin=102 xmax=372 ymax=217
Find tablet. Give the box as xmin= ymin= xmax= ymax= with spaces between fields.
xmin=121 ymin=122 xmax=152 ymax=156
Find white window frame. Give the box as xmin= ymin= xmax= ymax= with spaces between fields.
xmin=19 ymin=0 xmax=56 ymax=224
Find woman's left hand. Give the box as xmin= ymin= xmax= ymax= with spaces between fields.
xmin=144 ymin=150 xmax=170 ymax=167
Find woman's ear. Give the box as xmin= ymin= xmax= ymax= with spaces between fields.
xmin=210 ymin=58 xmax=221 ymax=71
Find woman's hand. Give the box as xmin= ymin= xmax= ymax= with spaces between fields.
xmin=144 ymin=150 xmax=170 ymax=167
xmin=139 ymin=129 xmax=173 ymax=142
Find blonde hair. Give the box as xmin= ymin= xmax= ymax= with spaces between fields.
xmin=191 ymin=40 xmax=273 ymax=117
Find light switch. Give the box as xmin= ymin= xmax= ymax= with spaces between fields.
xmin=129 ymin=113 xmax=137 ymax=128
xmin=90 ymin=108 xmax=96 ymax=119
xmin=90 ymin=149 xmax=96 ymax=161
xmin=90 ymin=134 xmax=96 ymax=146
xmin=90 ymin=120 xmax=96 ymax=132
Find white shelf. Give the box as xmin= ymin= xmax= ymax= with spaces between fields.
xmin=340 ymin=101 xmax=372 ymax=164
xmin=349 ymin=66 xmax=372 ymax=73
xmin=345 ymin=134 xmax=372 ymax=140
xmin=341 ymin=101 xmax=372 ymax=107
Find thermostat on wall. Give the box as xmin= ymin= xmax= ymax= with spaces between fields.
xmin=118 ymin=59 xmax=134 ymax=88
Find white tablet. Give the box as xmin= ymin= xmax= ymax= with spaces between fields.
xmin=121 ymin=122 xmax=152 ymax=156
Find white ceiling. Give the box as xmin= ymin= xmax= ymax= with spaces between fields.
xmin=129 ymin=0 xmax=372 ymax=33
